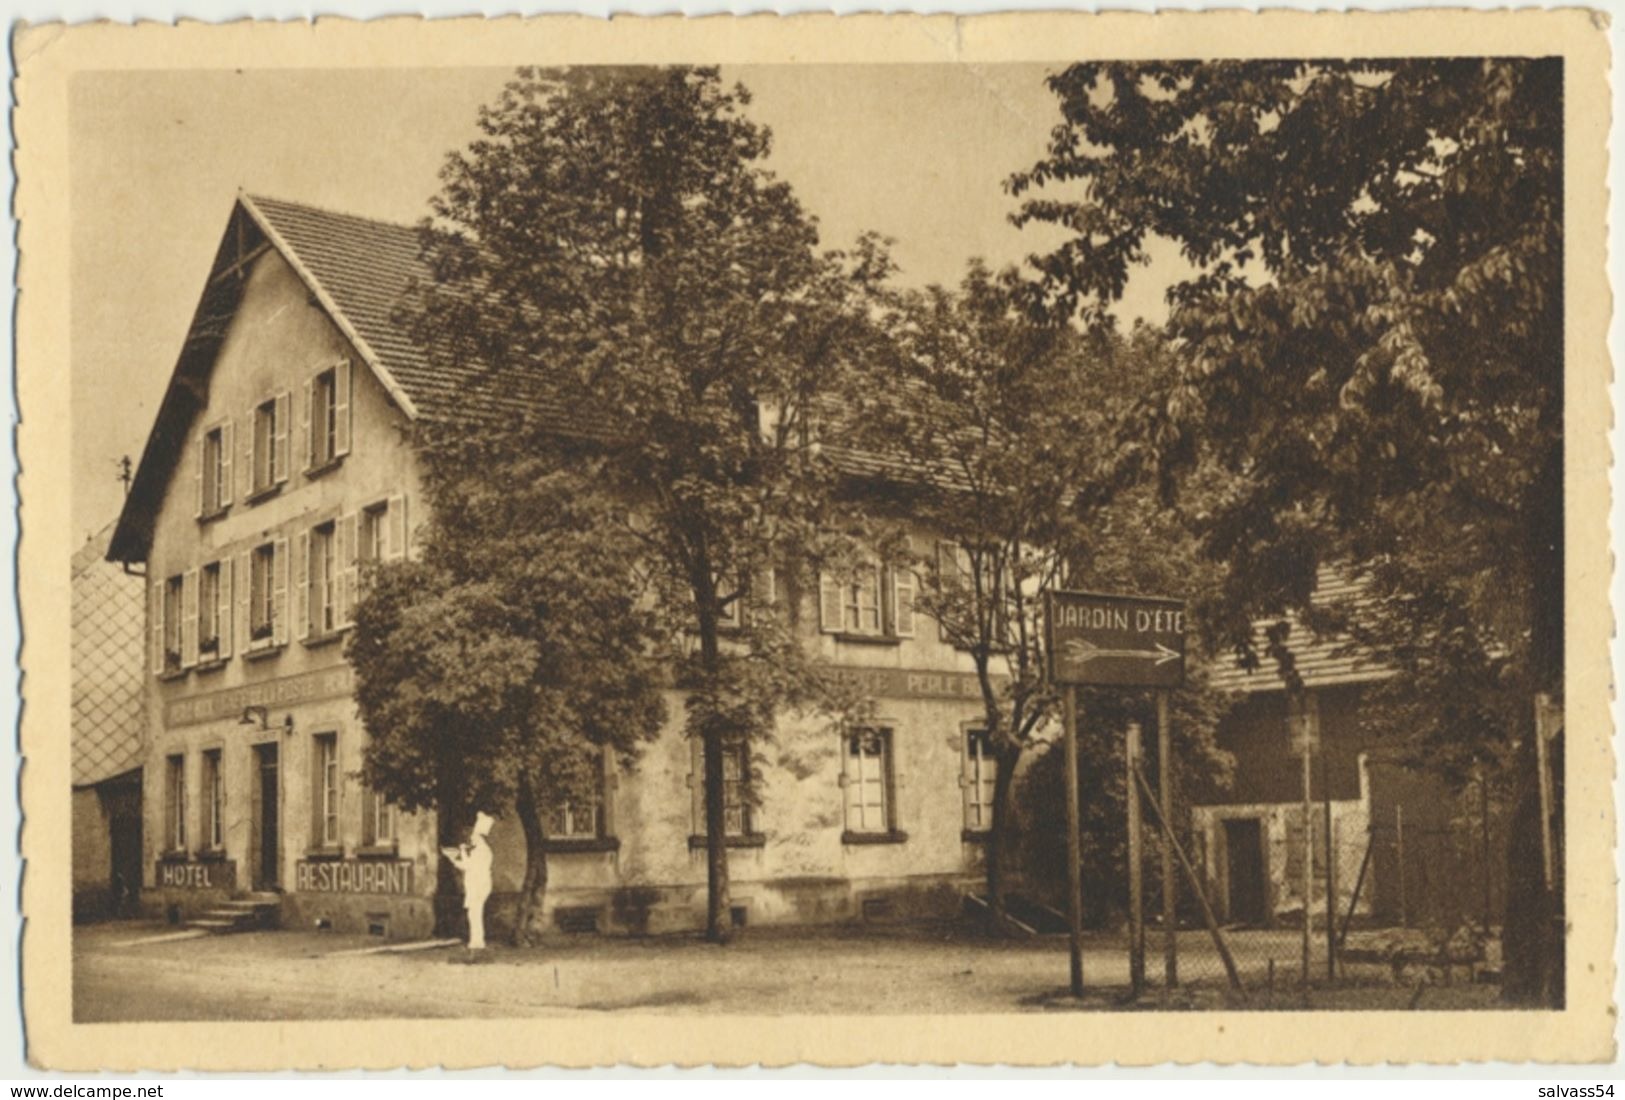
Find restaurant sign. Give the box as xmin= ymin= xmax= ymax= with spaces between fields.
xmin=155 ymin=859 xmax=236 ymax=890
xmin=295 ymin=859 xmax=416 ymax=896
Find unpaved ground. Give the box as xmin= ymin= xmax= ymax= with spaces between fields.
xmin=73 ymin=920 xmax=1500 ymax=1022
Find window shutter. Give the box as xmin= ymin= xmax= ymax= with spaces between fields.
xmin=273 ymin=391 xmax=291 ymax=484
xmin=296 ymin=530 xmax=311 ymax=640
xmin=242 ymin=413 xmax=255 ymax=499
xmin=219 ymin=421 xmax=234 ymax=507
xmin=301 ymin=376 xmax=314 ymax=471
xmin=181 ymin=569 xmax=199 ymax=668
xmin=600 ymin=748 xmax=617 ymax=838
xmin=892 ymin=567 xmax=916 ymax=638
xmin=151 ymin=581 xmax=164 ymax=674
xmin=334 ymin=360 xmax=352 ymax=458
xmin=272 ymin=536 xmax=290 ymax=645
xmin=937 ymin=541 xmax=960 ymax=642
xmin=818 ymin=572 xmax=841 ymax=634
xmin=194 ymin=435 xmax=205 ymax=518
xmin=237 ymin=552 xmax=251 ymax=651
xmin=338 ymin=511 xmax=358 ymax=626
xmin=688 ymin=736 xmax=704 ymax=836
xmin=384 ymin=494 xmax=406 ymax=561
xmin=216 ymin=559 xmax=233 ymax=660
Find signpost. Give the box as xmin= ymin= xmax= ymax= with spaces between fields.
xmin=1047 ymin=590 xmax=1187 ymax=998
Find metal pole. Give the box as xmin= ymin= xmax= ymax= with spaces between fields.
xmin=1063 ymin=685 xmax=1084 ymax=997
xmin=1158 ymin=690 xmax=1177 ymax=988
xmin=1300 ymin=717 xmax=1313 ymax=987
xmin=1127 ymin=722 xmax=1145 ymax=998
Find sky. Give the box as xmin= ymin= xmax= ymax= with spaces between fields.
xmin=69 ymin=64 xmax=1179 ymax=544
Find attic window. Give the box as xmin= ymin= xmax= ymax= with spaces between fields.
xmin=305 ymin=361 xmax=352 ymax=471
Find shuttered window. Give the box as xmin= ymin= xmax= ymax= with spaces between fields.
xmin=963 ymin=729 xmax=996 ymax=831
xmin=842 ymin=728 xmax=893 ymax=835
xmin=312 ymin=733 xmax=340 ymax=850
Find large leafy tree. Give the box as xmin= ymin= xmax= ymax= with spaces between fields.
xmin=854 ymin=265 xmax=1228 ymax=930
xmin=348 ymin=443 xmax=667 ymax=945
xmin=1011 ymin=58 xmax=1563 ymax=1003
xmin=405 ymin=66 xmax=886 ymax=943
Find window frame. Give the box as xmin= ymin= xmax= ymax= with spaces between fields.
xmin=688 ymin=737 xmax=763 ymax=849
xmin=249 ymin=544 xmax=276 ymax=644
xmin=161 ymin=574 xmax=185 ymax=673
xmin=310 ymin=732 xmax=341 ymax=853
xmin=840 ymin=726 xmax=906 ymax=844
xmin=164 ymin=753 xmax=187 ymax=854
xmin=201 ymin=748 xmax=224 ymax=852
xmin=962 ymin=727 xmax=997 ymax=837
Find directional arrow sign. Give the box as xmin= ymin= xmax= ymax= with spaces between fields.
xmin=1047 ymin=590 xmax=1187 ymax=688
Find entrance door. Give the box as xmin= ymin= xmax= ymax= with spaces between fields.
xmin=1223 ymin=817 xmax=1267 ymax=925
xmin=103 ymin=779 xmax=143 ymax=917
xmin=253 ymin=743 xmax=280 ymax=891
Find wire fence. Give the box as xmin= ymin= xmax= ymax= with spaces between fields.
xmin=1125 ymin=765 xmax=1506 ymax=1000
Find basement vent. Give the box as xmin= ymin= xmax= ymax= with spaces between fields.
xmin=554 ymin=907 xmax=601 ymax=935
xmin=861 ymin=897 xmax=895 ymax=921
xmin=730 ymin=905 xmax=749 ymax=928
xmin=366 ymin=913 xmax=389 ymax=938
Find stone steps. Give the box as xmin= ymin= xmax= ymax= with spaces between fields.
xmin=186 ymin=894 xmax=282 ymax=934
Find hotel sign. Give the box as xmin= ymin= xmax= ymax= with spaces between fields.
xmin=166 ymin=666 xmax=356 ymax=727
xmin=155 ymin=859 xmax=236 ymax=890
xmin=1046 ymin=590 xmax=1186 ymax=689
xmin=295 ymin=859 xmax=416 ymax=896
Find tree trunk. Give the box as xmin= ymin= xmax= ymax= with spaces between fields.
xmin=984 ymin=748 xmax=1020 ymax=935
xmin=697 ymin=609 xmax=734 ymax=945
xmin=511 ymin=775 xmax=550 ymax=948
xmin=431 ymin=758 xmax=469 ymax=939
xmin=1502 ymin=438 xmax=1564 ymax=1006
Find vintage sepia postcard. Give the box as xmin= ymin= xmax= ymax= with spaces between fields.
xmin=15 ymin=10 xmax=1615 ymax=1070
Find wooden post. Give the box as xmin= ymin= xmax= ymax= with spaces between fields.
xmin=1396 ymin=803 xmax=1408 ymax=928
xmin=1300 ymin=714 xmax=1313 ymax=987
xmin=1322 ymin=738 xmax=1335 ymax=981
xmin=1480 ymin=767 xmax=1494 ymax=930
xmin=1134 ymin=764 xmax=1245 ymax=995
xmin=1063 ymin=685 xmax=1084 ymax=997
xmin=1127 ymin=722 xmax=1145 ymax=997
xmin=1535 ymin=693 xmax=1555 ymax=892
xmin=1158 ymin=690 xmax=1177 ymax=988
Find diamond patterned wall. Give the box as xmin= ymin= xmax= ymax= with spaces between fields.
xmin=72 ymin=524 xmax=145 ymax=787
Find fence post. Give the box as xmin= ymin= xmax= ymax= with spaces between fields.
xmin=1158 ymin=690 xmax=1178 ymax=988
xmin=1396 ymin=803 xmax=1407 ymax=928
xmin=1127 ymin=722 xmax=1145 ymax=998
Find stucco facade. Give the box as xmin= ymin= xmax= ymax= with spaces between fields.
xmin=123 ymin=195 xmax=1007 ymax=940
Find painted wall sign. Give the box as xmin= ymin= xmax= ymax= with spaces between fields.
xmin=833 ymin=666 xmax=998 ymax=702
xmin=166 ymin=665 xmax=355 ymax=727
xmin=155 ymin=859 xmax=236 ymax=890
xmin=295 ymin=859 xmax=416 ymax=896
xmin=1046 ymin=590 xmax=1187 ymax=688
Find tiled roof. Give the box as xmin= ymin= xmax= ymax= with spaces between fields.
xmin=243 ymin=195 xmax=590 ymax=433
xmin=111 ymin=192 xmax=946 ymax=561
xmin=1206 ymin=565 xmax=1393 ymax=694
xmin=72 ymin=524 xmax=146 ymax=786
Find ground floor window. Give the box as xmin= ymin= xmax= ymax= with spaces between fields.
xmin=963 ymin=728 xmax=996 ymax=831
xmin=201 ymin=749 xmax=223 ymax=850
xmin=546 ymin=752 xmax=605 ymax=840
xmin=165 ymin=754 xmax=186 ymax=852
xmin=362 ymin=784 xmax=394 ymax=847
xmin=842 ymin=727 xmax=894 ymax=835
xmin=311 ymin=733 xmax=340 ymax=849
xmin=691 ymin=738 xmax=754 ymax=839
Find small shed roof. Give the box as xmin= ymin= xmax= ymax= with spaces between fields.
xmin=1207 ymin=566 xmax=1393 ymax=694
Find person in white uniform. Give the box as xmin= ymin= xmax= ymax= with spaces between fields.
xmin=442 ymin=811 xmax=495 ymax=950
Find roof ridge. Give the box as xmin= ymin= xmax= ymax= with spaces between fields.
xmin=243 ymin=192 xmax=421 ymax=236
